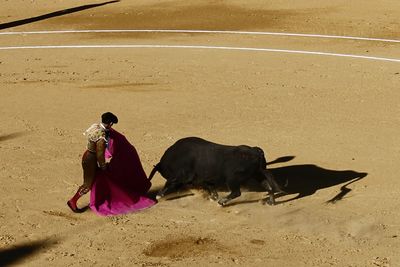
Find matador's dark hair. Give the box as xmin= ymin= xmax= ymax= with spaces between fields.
xmin=101 ymin=112 xmax=118 ymax=124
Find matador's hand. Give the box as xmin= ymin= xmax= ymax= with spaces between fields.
xmin=99 ymin=162 xmax=108 ymax=171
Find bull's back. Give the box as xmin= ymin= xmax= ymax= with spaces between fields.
xmin=157 ymin=137 xmax=211 ymax=179
xmin=160 ymin=137 xmax=212 ymax=161
xmin=158 ymin=137 xmax=228 ymax=178
xmin=158 ymin=137 xmax=264 ymax=182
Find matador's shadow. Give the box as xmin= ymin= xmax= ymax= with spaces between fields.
xmin=261 ymin=156 xmax=367 ymax=204
xmin=0 ymin=1 xmax=119 ymax=30
xmin=0 ymin=239 xmax=56 ymax=267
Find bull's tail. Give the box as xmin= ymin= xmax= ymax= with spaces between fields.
xmin=148 ymin=162 xmax=160 ymax=181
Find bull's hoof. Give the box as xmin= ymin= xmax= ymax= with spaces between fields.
xmin=266 ymin=199 xmax=275 ymax=206
xmin=276 ymin=191 xmax=287 ymax=198
xmin=156 ymin=194 xmax=163 ymax=200
xmin=217 ymin=198 xmax=228 ymax=206
xmin=209 ymin=195 xmax=219 ymax=202
xmin=260 ymin=198 xmax=275 ymax=206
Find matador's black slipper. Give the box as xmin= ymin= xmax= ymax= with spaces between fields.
xmin=67 ymin=200 xmax=88 ymax=213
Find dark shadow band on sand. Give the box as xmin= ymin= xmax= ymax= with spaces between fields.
xmin=0 ymin=1 xmax=120 ymax=30
xmin=0 ymin=132 xmax=28 ymax=142
xmin=0 ymin=239 xmax=57 ymax=266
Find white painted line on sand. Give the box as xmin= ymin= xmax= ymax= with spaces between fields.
xmin=0 ymin=29 xmax=399 ymax=44
xmin=0 ymin=44 xmax=399 ymax=63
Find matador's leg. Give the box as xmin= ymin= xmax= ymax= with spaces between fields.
xmin=67 ymin=151 xmax=97 ymax=212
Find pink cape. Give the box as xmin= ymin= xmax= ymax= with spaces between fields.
xmin=89 ymin=129 xmax=156 ymax=216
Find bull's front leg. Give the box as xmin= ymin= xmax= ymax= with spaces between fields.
xmin=203 ymin=184 xmax=219 ymax=201
xmin=260 ymin=169 xmax=285 ymax=205
xmin=260 ymin=179 xmax=275 ymax=205
xmin=217 ymin=190 xmax=241 ymax=206
xmin=218 ymin=178 xmax=241 ymax=206
xmin=157 ymin=180 xmax=182 ymax=199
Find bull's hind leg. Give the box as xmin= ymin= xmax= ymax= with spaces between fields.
xmin=217 ymin=177 xmax=241 ymax=206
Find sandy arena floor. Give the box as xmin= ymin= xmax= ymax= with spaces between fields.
xmin=1 ymin=1 xmax=400 ymax=266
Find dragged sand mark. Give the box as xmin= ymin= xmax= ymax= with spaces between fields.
xmin=137 ymin=262 xmax=169 ymax=267
xmin=42 ymin=210 xmax=79 ymax=221
xmin=83 ymin=82 xmax=157 ymax=90
xmin=250 ymin=239 xmax=266 ymax=245
xmin=143 ymin=236 xmax=238 ymax=259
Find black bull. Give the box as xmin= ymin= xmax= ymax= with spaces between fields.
xmin=148 ymin=137 xmax=284 ymax=206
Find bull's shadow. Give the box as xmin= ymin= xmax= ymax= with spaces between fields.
xmin=264 ymin=158 xmax=367 ymax=204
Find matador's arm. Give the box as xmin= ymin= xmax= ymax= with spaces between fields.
xmin=96 ymin=139 xmax=107 ymax=170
